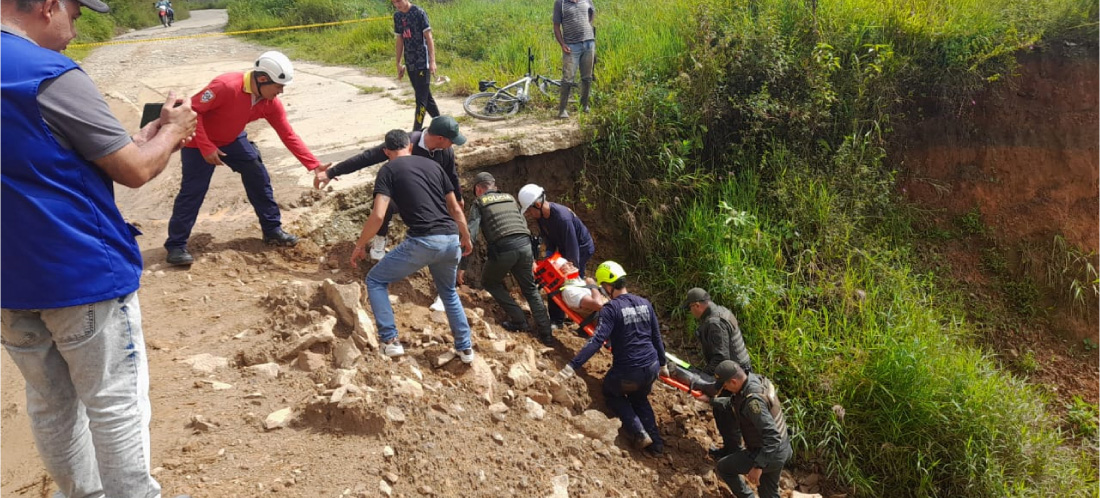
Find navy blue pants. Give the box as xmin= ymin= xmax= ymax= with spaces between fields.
xmin=165 ymin=133 xmax=281 ymax=249
xmin=603 ymin=360 xmax=663 ymax=449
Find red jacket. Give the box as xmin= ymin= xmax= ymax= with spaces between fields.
xmin=187 ymin=71 xmax=321 ymax=171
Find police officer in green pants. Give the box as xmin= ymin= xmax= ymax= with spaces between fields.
xmin=458 ymin=172 xmax=554 ymax=345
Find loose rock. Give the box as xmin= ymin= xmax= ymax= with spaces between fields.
xmin=180 ymin=353 xmax=228 ymax=373
xmin=264 ymin=408 xmax=293 ymax=430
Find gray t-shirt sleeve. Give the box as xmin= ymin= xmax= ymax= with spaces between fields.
xmin=553 ymin=0 xmax=563 ymax=24
xmin=38 ymin=69 xmax=132 ymax=161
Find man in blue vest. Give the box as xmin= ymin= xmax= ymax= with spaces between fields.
xmin=1 ymin=0 xmax=197 ymax=496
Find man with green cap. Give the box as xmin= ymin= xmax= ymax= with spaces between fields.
xmin=315 ymin=115 xmax=466 ymax=261
xmin=684 ymin=286 xmax=753 ymax=458
xmin=711 ymin=360 xmax=792 ymax=498
xmin=458 ymin=172 xmax=554 ymax=345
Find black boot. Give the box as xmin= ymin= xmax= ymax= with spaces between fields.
xmin=579 ymin=78 xmax=591 ymax=113
xmin=263 ymin=228 xmax=299 ymax=246
xmin=166 ymin=247 xmax=193 ymax=266
xmin=557 ymin=82 xmax=572 ymax=119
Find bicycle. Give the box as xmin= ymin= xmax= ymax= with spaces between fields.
xmin=463 ymin=48 xmax=572 ymax=121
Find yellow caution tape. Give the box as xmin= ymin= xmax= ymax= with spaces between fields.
xmin=68 ymin=15 xmax=388 ymax=49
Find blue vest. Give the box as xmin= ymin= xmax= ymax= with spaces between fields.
xmin=1 ymin=32 xmax=143 ymax=309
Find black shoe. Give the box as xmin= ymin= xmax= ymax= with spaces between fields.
xmin=538 ymin=333 xmax=555 ymax=346
xmin=166 ymin=247 xmax=193 ymax=266
xmin=501 ymin=320 xmax=529 ymax=332
xmin=551 ymin=320 xmax=564 ymax=331
xmin=708 ymin=446 xmax=731 ymax=459
xmin=644 ymin=444 xmax=664 ymax=457
xmin=263 ymin=228 xmax=299 ymax=247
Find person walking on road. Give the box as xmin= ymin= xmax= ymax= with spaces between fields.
xmin=552 ymin=0 xmax=596 ymax=117
xmin=314 ymin=116 xmax=466 ymax=261
xmin=350 ymin=130 xmax=476 ymax=364
xmin=164 ymin=51 xmax=329 ymax=265
xmin=459 ymin=172 xmax=555 ymax=345
xmin=710 ymin=360 xmax=793 ymax=498
xmin=392 ymin=0 xmax=440 ymax=131
xmin=683 ymin=287 xmax=754 ymax=458
xmin=557 ymin=262 xmax=669 ymax=456
xmin=518 ymin=183 xmax=596 ymax=329
xmin=1 ymin=0 xmax=197 ymax=495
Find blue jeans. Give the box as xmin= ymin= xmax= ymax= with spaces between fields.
xmin=366 ymin=234 xmax=472 ymax=351
xmin=562 ymin=40 xmax=596 ymax=86
xmin=603 ymin=360 xmax=663 ymax=448
xmin=1 ymin=293 xmax=161 ymax=498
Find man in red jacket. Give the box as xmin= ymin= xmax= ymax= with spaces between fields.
xmin=164 ymin=51 xmax=328 ymax=265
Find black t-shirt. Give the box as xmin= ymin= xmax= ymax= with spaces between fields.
xmin=373 ymin=155 xmax=457 ymax=237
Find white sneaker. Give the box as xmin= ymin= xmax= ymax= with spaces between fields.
xmin=457 ymin=348 xmax=475 ymax=364
xmin=430 ymin=296 xmax=445 ymax=311
xmin=370 ymin=235 xmax=387 ymax=260
xmin=382 ymin=339 xmax=404 ymax=358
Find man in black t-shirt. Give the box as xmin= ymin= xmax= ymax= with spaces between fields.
xmin=351 ymin=130 xmax=476 ymax=363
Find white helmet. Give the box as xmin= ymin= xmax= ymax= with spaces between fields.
xmin=255 ymin=51 xmax=294 ymax=85
xmin=517 ymin=184 xmax=545 ymax=213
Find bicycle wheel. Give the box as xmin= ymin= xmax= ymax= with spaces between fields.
xmin=464 ymin=92 xmax=521 ymax=120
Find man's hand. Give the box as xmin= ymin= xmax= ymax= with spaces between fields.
xmin=313 ymin=163 xmax=337 ymax=189
xmin=460 ymin=235 xmax=473 ymax=256
xmin=203 ymin=148 xmax=227 ymax=166
xmin=457 ymin=269 xmax=466 ymax=286
xmin=659 ymin=364 xmax=670 ymax=378
xmin=350 ymin=243 xmax=368 ymax=269
xmin=159 ymin=91 xmax=197 ymax=150
xmin=746 ymin=467 xmax=762 ymax=486
xmin=561 ymin=43 xmax=572 ymax=54
xmin=556 ymin=365 xmax=575 ymax=382
xmin=429 ymin=60 xmax=437 ymax=76
xmin=397 ymin=65 xmax=406 ymax=80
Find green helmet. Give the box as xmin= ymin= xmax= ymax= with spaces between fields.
xmin=595 ymin=261 xmax=627 ymax=286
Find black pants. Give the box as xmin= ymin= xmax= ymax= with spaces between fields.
xmin=408 ymin=67 xmax=439 ymax=131
xmin=483 ymin=237 xmax=552 ymax=336
xmin=716 ymin=443 xmax=791 ymax=498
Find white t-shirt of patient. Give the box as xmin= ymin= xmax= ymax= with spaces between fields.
xmin=560 ymin=278 xmax=590 ymax=311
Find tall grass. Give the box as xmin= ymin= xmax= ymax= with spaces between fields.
xmin=228 ymin=0 xmax=695 ymax=97
xmin=222 ymin=0 xmax=1099 ymax=494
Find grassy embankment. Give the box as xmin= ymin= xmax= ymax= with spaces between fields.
xmin=228 ymin=0 xmax=1099 ymax=496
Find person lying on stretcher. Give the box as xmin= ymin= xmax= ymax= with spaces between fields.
xmin=548 ymin=254 xmax=608 ymax=314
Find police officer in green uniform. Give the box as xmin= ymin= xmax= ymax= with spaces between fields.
xmin=683 ymin=287 xmax=753 ymax=458
xmin=458 ymin=172 xmax=554 ymax=345
xmin=711 ymin=360 xmax=792 ymax=498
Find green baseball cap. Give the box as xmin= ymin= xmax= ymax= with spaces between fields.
xmin=427 ymin=116 xmax=466 ymax=146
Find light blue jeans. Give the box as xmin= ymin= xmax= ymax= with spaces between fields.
xmin=562 ymin=39 xmax=596 ymax=85
xmin=1 ymin=293 xmax=161 ymax=498
xmin=366 ymin=234 xmax=473 ymax=351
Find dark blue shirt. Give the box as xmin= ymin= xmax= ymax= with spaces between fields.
xmin=569 ymin=293 xmax=666 ymax=371
xmin=394 ymin=5 xmax=431 ymax=70
xmin=537 ymin=202 xmax=595 ymax=270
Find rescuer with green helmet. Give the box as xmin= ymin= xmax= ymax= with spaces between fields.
xmin=557 ymin=261 xmax=670 ymax=456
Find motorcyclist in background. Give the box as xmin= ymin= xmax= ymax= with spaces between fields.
xmin=154 ymin=0 xmax=174 ymax=26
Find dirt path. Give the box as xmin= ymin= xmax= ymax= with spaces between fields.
xmin=2 ymin=11 xmax=792 ymax=498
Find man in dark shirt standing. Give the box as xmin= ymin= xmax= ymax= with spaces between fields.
xmin=459 ymin=172 xmax=555 ymax=345
xmin=350 ymin=130 xmax=475 ymax=363
xmin=392 ymin=0 xmax=439 ymax=131
xmin=315 ymin=116 xmax=466 ymax=261
xmin=557 ymin=261 xmax=669 ymax=457
xmin=518 ymin=183 xmax=596 ymax=329
xmin=711 ymin=361 xmax=792 ymax=498
xmin=683 ymin=287 xmax=754 ymax=458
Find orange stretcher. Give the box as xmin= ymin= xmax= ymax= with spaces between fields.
xmin=534 ymin=253 xmax=708 ymax=399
